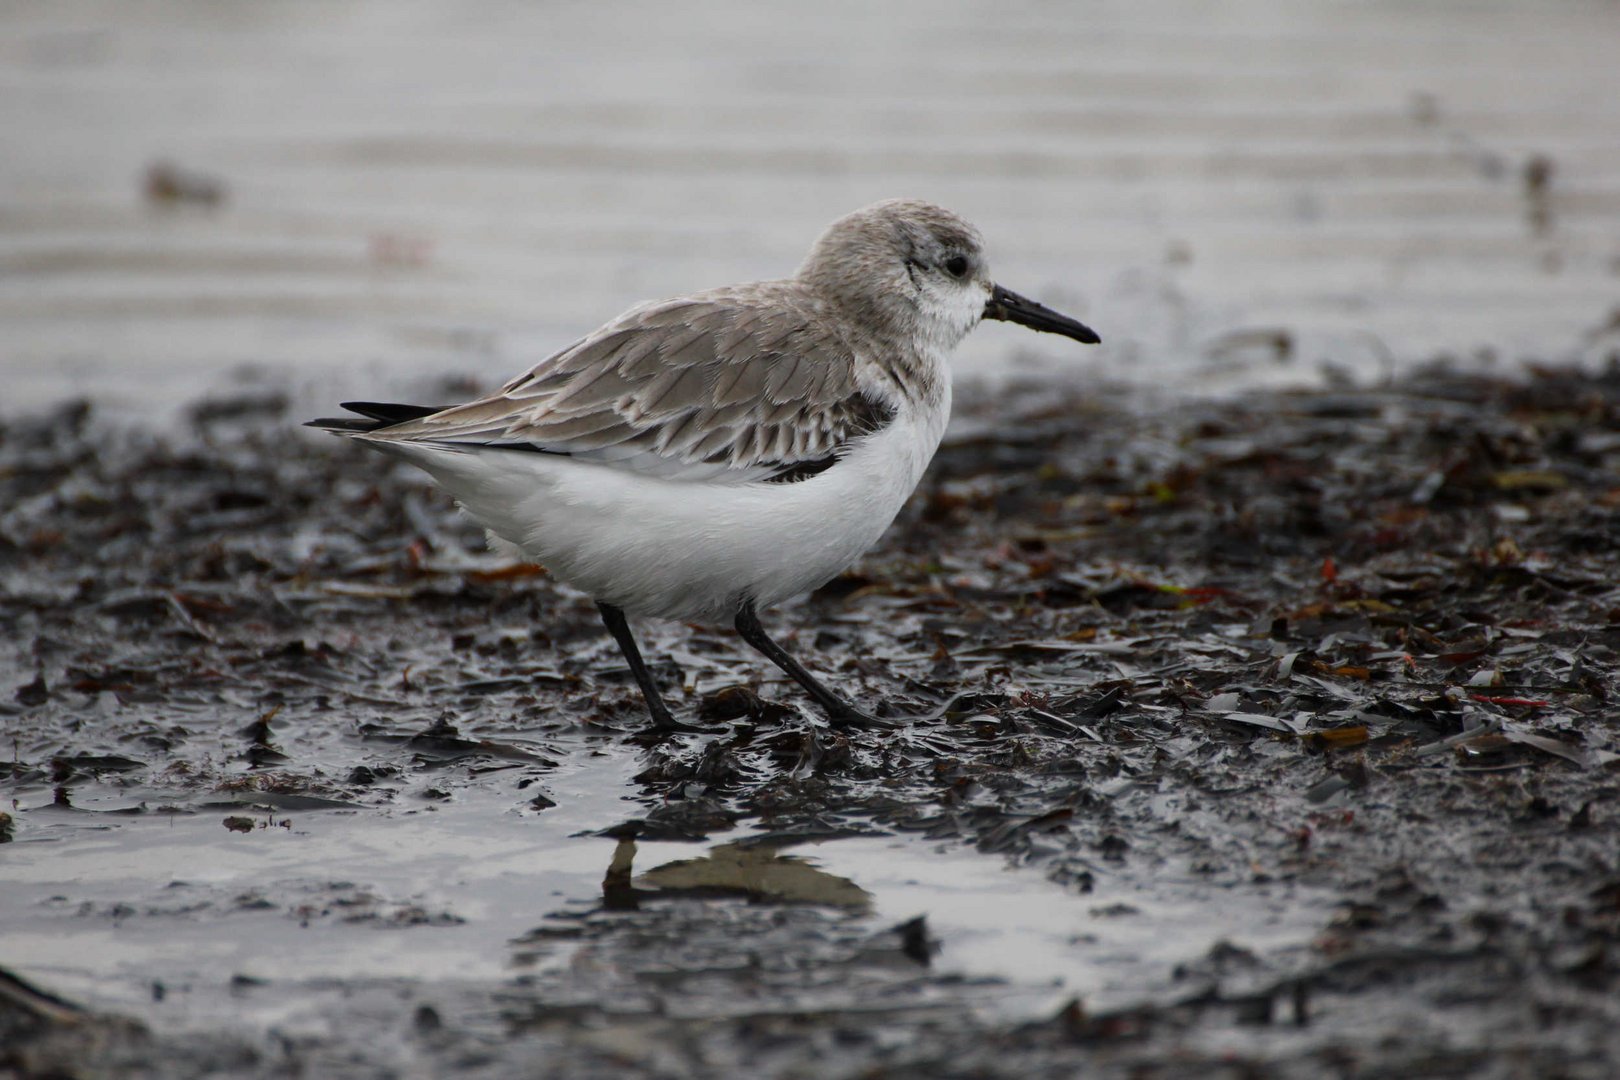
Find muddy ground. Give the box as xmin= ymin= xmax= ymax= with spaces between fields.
xmin=3 ymin=365 xmax=1620 ymax=1079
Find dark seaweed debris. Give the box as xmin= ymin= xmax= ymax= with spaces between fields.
xmin=4 ymin=364 xmax=1620 ymax=1078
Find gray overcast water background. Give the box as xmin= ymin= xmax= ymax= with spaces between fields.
xmin=2 ymin=0 xmax=1619 ymax=425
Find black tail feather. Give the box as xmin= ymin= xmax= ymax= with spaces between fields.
xmin=305 ymin=401 xmax=450 ymax=433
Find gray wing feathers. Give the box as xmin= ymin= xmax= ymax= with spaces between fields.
xmin=361 ymin=287 xmax=890 ymax=481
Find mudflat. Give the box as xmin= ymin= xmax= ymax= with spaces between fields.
xmin=4 ymin=365 xmax=1618 ymax=1078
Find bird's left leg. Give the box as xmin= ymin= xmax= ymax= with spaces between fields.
xmin=732 ymin=601 xmax=885 ymax=727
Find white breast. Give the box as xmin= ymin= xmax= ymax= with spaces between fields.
xmin=387 ymin=381 xmax=952 ymax=623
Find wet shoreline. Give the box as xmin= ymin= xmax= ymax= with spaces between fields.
xmin=5 ymin=366 xmax=1619 ymax=1077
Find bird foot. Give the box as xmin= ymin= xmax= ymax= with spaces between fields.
xmin=825 ymin=704 xmax=902 ymax=730
xmin=642 ymin=712 xmax=723 ymax=738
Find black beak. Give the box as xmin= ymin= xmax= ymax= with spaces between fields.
xmin=983 ymin=284 xmax=1100 ymax=345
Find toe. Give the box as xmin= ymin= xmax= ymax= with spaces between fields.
xmin=827 ymin=705 xmax=900 ymax=730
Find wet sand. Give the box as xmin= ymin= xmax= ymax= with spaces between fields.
xmin=5 ymin=366 xmax=1620 ymax=1077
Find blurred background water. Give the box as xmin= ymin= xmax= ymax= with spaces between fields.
xmin=2 ymin=0 xmax=1618 ymax=424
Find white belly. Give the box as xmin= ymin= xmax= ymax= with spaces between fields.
xmin=382 ymin=389 xmax=950 ymax=623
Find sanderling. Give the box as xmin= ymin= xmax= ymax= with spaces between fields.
xmin=310 ymin=199 xmax=1098 ymax=731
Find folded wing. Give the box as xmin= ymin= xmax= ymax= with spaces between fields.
xmin=354 ymin=288 xmax=894 ymax=483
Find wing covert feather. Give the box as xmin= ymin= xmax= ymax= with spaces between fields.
xmin=365 ymin=287 xmax=895 ymax=481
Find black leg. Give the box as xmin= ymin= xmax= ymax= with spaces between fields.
xmin=733 ymin=601 xmax=880 ymax=726
xmin=596 ymin=601 xmax=694 ymax=732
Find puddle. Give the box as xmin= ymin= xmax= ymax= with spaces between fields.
xmin=2 ymin=742 xmax=647 ymax=1033
xmin=612 ymin=831 xmax=1329 ymax=1020
xmin=800 ymin=836 xmax=1321 ymax=1017
xmin=5 ymin=744 xmax=1330 ymax=1043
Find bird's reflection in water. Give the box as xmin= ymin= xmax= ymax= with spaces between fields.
xmin=602 ymin=836 xmax=871 ymax=912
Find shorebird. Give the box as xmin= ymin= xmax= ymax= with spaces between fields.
xmin=310 ymin=200 xmax=1098 ymax=731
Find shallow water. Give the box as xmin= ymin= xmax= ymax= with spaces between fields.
xmin=3 ymin=0 xmax=1619 ymax=424
xmin=4 ymin=733 xmax=1328 ymax=1042
xmin=4 ymin=740 xmax=644 ymax=1031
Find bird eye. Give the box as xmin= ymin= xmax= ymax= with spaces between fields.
xmin=943 ymin=255 xmax=969 ymax=279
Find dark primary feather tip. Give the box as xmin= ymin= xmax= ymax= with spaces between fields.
xmin=306 ymin=416 xmax=383 ymax=432
xmin=340 ymin=401 xmax=450 ymax=424
xmin=307 ymin=401 xmax=452 ymax=434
